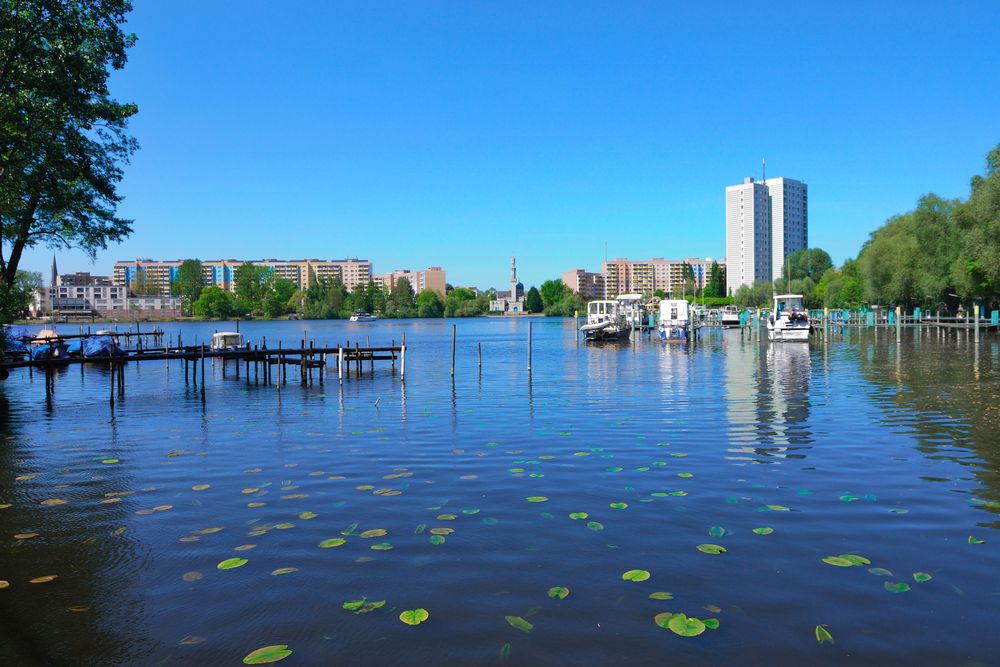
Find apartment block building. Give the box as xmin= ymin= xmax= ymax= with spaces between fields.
xmin=563 ymin=257 xmax=724 ymax=299
xmin=725 ymin=175 xmax=808 ymax=294
xmin=561 ymin=269 xmax=605 ymax=300
xmin=113 ymin=258 xmax=373 ymax=295
xmin=372 ymin=267 xmax=446 ymax=296
xmin=31 ymin=271 xmax=182 ymax=318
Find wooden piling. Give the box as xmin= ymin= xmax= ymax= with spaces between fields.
xmin=478 ymin=341 xmax=482 ymax=369
xmin=338 ymin=346 xmax=344 ymax=385
xmin=975 ymin=304 xmax=980 ymax=342
xmin=400 ymin=344 xmax=406 ymax=381
xmin=451 ymin=324 xmax=456 ymax=377
xmin=527 ymin=321 xmax=533 ymax=372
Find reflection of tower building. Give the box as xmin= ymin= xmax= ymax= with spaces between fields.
xmin=489 ymin=256 xmax=527 ymax=314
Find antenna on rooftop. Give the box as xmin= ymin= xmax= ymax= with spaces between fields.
xmin=762 ymin=157 xmax=766 ymax=184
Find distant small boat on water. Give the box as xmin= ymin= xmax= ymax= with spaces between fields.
xmin=349 ymin=311 xmax=377 ymax=323
xmin=211 ymin=331 xmax=246 ymax=351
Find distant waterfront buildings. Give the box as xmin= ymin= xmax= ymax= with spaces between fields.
xmin=725 ymin=175 xmax=808 ymax=295
xmin=372 ymin=267 xmax=446 ymax=296
xmin=562 ymin=257 xmax=725 ymax=299
xmin=32 ymin=259 xmax=183 ymax=318
xmin=489 ymin=257 xmax=528 ymax=313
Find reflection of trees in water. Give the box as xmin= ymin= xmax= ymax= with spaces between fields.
xmin=724 ymin=335 xmax=815 ymax=463
xmin=853 ymin=335 xmax=1000 ymax=527
xmin=0 ymin=384 xmax=155 ymax=664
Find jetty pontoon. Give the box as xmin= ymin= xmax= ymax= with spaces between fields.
xmin=767 ymin=294 xmax=811 ymax=342
xmin=581 ymin=300 xmax=631 ymax=341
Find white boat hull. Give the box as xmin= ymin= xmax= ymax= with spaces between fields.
xmin=767 ymin=325 xmax=810 ymax=342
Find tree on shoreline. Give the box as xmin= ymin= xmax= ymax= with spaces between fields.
xmin=172 ymin=260 xmax=206 ymax=314
xmin=0 ymin=0 xmax=138 ymax=323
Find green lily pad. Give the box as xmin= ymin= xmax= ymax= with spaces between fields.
xmin=913 ymin=572 xmax=932 ymax=583
xmin=270 ymin=567 xmax=297 ymax=575
xmin=274 ymin=523 xmax=294 ymax=530
xmin=622 ymin=569 xmax=651 ymax=582
xmin=669 ymin=491 xmax=688 ymax=497
xmin=506 ymin=615 xmax=533 ymax=632
xmin=696 ymin=544 xmax=726 ymax=555
xmin=822 ymin=556 xmax=854 ymax=567
xmin=667 ymin=613 xmax=706 ymax=637
xmin=399 ymin=608 xmax=429 ymax=625
xmin=677 ymin=472 xmax=694 ymax=478
xmin=569 ymin=512 xmax=589 ymax=520
xmin=318 ymin=538 xmax=346 ymax=548
xmin=243 ymin=644 xmax=292 ymax=664
xmin=360 ymin=529 xmax=387 ymax=538
xmin=884 ymin=581 xmax=910 ymax=593
xmin=526 ymin=497 xmax=548 ymax=503
xmin=586 ymin=521 xmax=604 ymax=531
xmin=868 ymin=567 xmax=892 ymax=576
xmin=370 ymin=542 xmax=393 ymax=551
xmin=752 ymin=527 xmax=773 ymax=535
xmin=708 ymin=526 xmax=726 ymax=537
xmin=649 ymin=591 xmax=673 ymax=600
xmin=838 ymin=554 xmax=871 ymax=566
xmin=429 ymin=535 xmax=446 ymax=545
xmin=653 ymin=612 xmax=674 ymax=628
xmin=610 ymin=502 xmax=628 ymax=509
xmin=815 ymin=625 xmax=834 ymax=645
xmin=547 ymin=586 xmax=570 ymax=599
xmin=217 ymin=557 xmax=248 ymax=570
xmin=969 ymin=536 xmax=984 ymax=544
xmin=703 ymin=618 xmax=720 ymax=630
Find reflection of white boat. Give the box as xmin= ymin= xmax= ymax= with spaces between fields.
xmin=349 ymin=311 xmax=377 ymax=323
xmin=658 ymin=299 xmax=690 ymax=342
xmin=720 ymin=305 xmax=741 ymax=328
xmin=211 ymin=331 xmax=245 ymax=351
xmin=767 ymin=295 xmax=811 ymax=342
xmin=582 ymin=300 xmax=631 ymax=341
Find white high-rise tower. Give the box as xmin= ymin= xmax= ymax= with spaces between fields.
xmin=725 ymin=175 xmax=808 ymax=294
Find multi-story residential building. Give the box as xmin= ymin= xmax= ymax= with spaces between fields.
xmin=725 ymin=175 xmax=808 ymax=294
xmin=371 ymin=267 xmax=446 ymax=296
xmin=563 ymin=257 xmax=725 ymax=299
xmin=113 ymin=258 xmax=373 ymax=295
xmin=562 ymin=269 xmax=605 ymax=300
xmin=31 ymin=271 xmax=182 ymax=318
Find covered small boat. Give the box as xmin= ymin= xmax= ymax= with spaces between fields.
xmin=81 ymin=335 xmax=124 ymax=358
xmin=211 ymin=331 xmax=246 ymax=351
xmin=31 ymin=342 xmax=69 ymax=361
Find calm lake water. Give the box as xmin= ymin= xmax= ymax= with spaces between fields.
xmin=2 ymin=318 xmax=1000 ymax=666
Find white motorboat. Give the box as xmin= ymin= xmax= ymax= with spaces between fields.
xmin=657 ymin=299 xmax=690 ymax=342
xmin=767 ymin=294 xmax=811 ymax=342
xmin=581 ymin=300 xmax=631 ymax=341
xmin=211 ymin=331 xmax=245 ymax=351
xmin=720 ymin=305 xmax=741 ymax=328
xmin=615 ymin=293 xmax=649 ymax=329
xmin=349 ymin=311 xmax=377 ymax=323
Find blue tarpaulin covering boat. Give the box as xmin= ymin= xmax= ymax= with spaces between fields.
xmin=66 ymin=339 xmax=85 ymax=356
xmin=31 ymin=343 xmax=69 ymax=361
xmin=81 ymin=335 xmax=123 ymax=358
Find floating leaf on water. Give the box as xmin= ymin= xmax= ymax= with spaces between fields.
xmin=649 ymin=592 xmax=673 ymax=600
xmin=429 ymin=527 xmax=454 ymax=536
xmin=913 ymin=572 xmax=932 ymax=583
xmin=429 ymin=535 xmax=446 ymax=545
xmin=178 ymin=635 xmax=205 ymax=645
xmin=247 ymin=502 xmax=266 ymax=508
xmin=29 ymin=575 xmax=58 ymax=584
xmin=0 ymin=504 xmax=11 ymax=510
xmin=274 ymin=523 xmax=294 ymax=530
xmin=761 ymin=505 xmax=791 ymax=512
xmin=341 ymin=523 xmax=359 ymax=536
xmin=343 ymin=598 xmax=367 ymax=611
xmin=610 ymin=502 xmax=628 ymax=509
xmin=703 ymin=618 xmax=720 ymax=630
xmin=708 ymin=526 xmax=726 ymax=537
xmin=198 ymin=527 xmax=224 ymax=535
xmin=399 ymin=608 xmax=429 ymax=625
xmin=499 ymin=642 xmax=511 ymax=661
xmin=99 ymin=498 xmax=121 ymax=505
xmin=525 ymin=497 xmax=548 ymax=503
xmin=884 ymin=581 xmax=910 ymax=593
xmin=355 ymin=485 xmax=375 ymax=491
xmin=360 ymin=529 xmax=387 ymax=538
xmin=182 ymin=571 xmax=203 ymax=582
xmin=414 ymin=524 xmax=426 ymax=534
xmin=622 ymin=569 xmax=651 ymax=582
xmin=271 ymin=568 xmax=298 ymax=575
xmin=217 ymin=558 xmax=248 ymax=570
xmin=547 ymin=586 xmax=570 ymax=599
xmin=0 ymin=580 xmax=9 ymax=589
xmin=153 ymin=505 xmax=173 ymax=512
xmin=889 ymin=508 xmax=908 ymax=514
xmin=677 ymin=473 xmax=694 ymax=478
xmin=969 ymin=536 xmax=984 ymax=544
xmin=462 ymin=509 xmax=480 ymax=515
xmin=654 ymin=612 xmax=675 ymax=628
xmin=437 ymin=514 xmax=457 ymax=520
xmin=318 ymin=538 xmax=346 ymax=548
xmin=40 ymin=499 xmax=68 ymax=506
xmin=840 ymin=495 xmax=859 ymax=502
xmin=667 ymin=613 xmax=706 ymax=637
xmin=569 ymin=512 xmax=589 ymax=520
xmin=101 ymin=459 xmax=119 ymax=464
xmin=752 ymin=527 xmax=774 ymax=535
xmin=506 ymin=615 xmax=534 ymax=632
xmin=669 ymin=491 xmax=688 ymax=497
xmin=839 ymin=554 xmax=871 ymax=566
xmin=298 ymin=512 xmax=317 ymax=520
xmin=697 ymin=544 xmax=726 ymax=555
xmin=370 ymin=542 xmax=393 ymax=551
xmin=242 ymin=644 xmax=292 ymax=664
xmin=868 ymin=567 xmax=893 ymax=577
xmin=822 ymin=556 xmax=854 ymax=567
xmin=815 ymin=625 xmax=834 ymax=644
xmin=14 ymin=533 xmax=38 ymax=540
xmin=586 ymin=521 xmax=604 ymax=531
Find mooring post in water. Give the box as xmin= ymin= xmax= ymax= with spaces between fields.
xmin=109 ymin=360 xmax=115 ymax=406
xmin=974 ymin=304 xmax=980 ymax=342
xmin=528 ymin=321 xmax=533 ymax=373
xmin=478 ymin=341 xmax=482 ymax=370
xmin=391 ymin=339 xmax=396 ymax=370
xmin=451 ymin=324 xmax=456 ymax=377
xmin=896 ymin=306 xmax=901 ymax=342
xmin=824 ymin=307 xmax=829 ymax=338
xmin=200 ymin=345 xmax=206 ymax=400
xmin=400 ymin=344 xmax=406 ymax=381
xmin=338 ymin=346 xmax=344 ymax=385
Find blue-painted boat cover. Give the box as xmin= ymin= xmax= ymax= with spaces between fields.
xmin=82 ymin=336 xmax=121 ymax=358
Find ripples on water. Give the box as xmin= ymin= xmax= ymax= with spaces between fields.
xmin=2 ymin=319 xmax=1000 ymax=666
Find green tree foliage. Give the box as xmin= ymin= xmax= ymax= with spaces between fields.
xmin=299 ymin=276 xmax=349 ymax=319
xmin=539 ymin=280 xmax=570 ymax=310
xmin=193 ymin=286 xmax=235 ymax=319
xmin=733 ymin=280 xmax=773 ymax=308
xmin=703 ymin=261 xmax=726 ymax=297
xmin=171 ymin=259 xmax=206 ymax=314
xmin=544 ymin=292 xmax=587 ymax=317
xmin=263 ymin=277 xmax=297 ymax=318
xmin=387 ymin=277 xmax=416 ymax=318
xmin=525 ymin=286 xmax=543 ymax=313
xmin=129 ymin=267 xmax=161 ymax=296
xmin=233 ymin=262 xmax=271 ymax=315
xmin=1 ymin=0 xmax=138 ymax=314
xmin=416 ymin=288 xmax=444 ymax=317
xmin=444 ymin=287 xmax=483 ymax=317
xmin=785 ymin=249 xmax=833 ymax=282
xmin=0 ymin=270 xmax=41 ymax=324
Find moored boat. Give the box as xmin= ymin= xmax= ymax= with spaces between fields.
xmin=349 ymin=311 xmax=377 ymax=323
xmin=767 ymin=294 xmax=811 ymax=342
xmin=657 ymin=299 xmax=690 ymax=342
xmin=211 ymin=331 xmax=246 ymax=351
xmin=581 ymin=300 xmax=631 ymax=341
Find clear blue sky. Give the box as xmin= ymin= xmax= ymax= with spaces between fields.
xmin=22 ymin=0 xmax=1000 ymax=289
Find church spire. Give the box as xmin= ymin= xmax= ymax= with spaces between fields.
xmin=51 ymin=255 xmax=59 ymax=287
